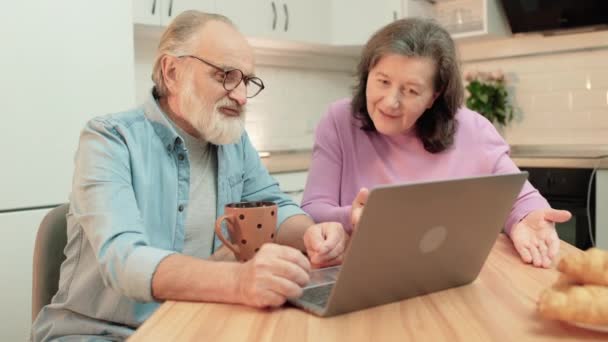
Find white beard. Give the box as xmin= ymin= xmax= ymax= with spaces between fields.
xmin=179 ymin=79 xmax=246 ymax=145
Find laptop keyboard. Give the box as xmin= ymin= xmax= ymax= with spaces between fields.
xmin=299 ymin=284 xmax=334 ymax=307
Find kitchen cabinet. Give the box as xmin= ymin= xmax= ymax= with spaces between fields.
xmin=331 ymin=0 xmax=402 ymax=45
xmin=133 ymin=0 xmax=329 ymax=44
xmin=215 ymin=0 xmax=330 ymax=44
xmin=271 ymin=171 xmax=308 ymax=205
xmin=168 ymin=0 xmax=216 ymax=24
xmin=0 ymin=209 xmax=51 ymax=342
xmin=133 ymin=0 xmax=215 ymax=26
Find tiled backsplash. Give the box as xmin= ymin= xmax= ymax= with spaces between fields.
xmin=243 ymin=66 xmax=353 ymax=151
xmin=460 ymin=35 xmax=608 ymax=145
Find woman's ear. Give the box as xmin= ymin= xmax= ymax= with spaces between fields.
xmin=161 ymin=55 xmax=180 ymax=94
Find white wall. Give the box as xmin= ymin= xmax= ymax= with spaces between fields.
xmin=458 ymin=31 xmax=608 ymax=145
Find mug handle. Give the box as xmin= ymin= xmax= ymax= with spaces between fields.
xmin=214 ymin=214 xmax=240 ymax=255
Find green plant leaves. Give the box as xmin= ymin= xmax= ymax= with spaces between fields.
xmin=465 ymin=79 xmax=514 ymax=126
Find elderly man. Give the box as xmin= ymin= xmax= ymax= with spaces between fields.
xmin=31 ymin=11 xmax=347 ymax=341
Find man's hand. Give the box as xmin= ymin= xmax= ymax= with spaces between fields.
xmin=350 ymin=188 xmax=369 ymax=233
xmin=510 ymin=208 xmax=572 ymax=268
xmin=303 ymin=222 xmax=348 ymax=268
xmin=235 ymin=243 xmax=310 ymax=308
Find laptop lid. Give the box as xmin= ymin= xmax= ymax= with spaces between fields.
xmin=297 ymin=172 xmax=527 ymax=317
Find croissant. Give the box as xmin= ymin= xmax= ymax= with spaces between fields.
xmin=538 ymin=284 xmax=608 ymax=325
xmin=557 ymin=248 xmax=608 ymax=286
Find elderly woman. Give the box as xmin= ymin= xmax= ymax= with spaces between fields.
xmin=301 ymin=18 xmax=570 ymax=269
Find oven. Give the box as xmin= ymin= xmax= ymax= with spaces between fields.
xmin=519 ymin=167 xmax=596 ymax=250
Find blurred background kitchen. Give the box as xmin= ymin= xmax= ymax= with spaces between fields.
xmin=1 ymin=1 xmax=608 ymax=340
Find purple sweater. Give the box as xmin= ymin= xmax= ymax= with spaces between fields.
xmin=301 ymin=98 xmax=549 ymax=234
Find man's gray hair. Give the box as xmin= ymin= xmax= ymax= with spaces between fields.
xmin=152 ymin=10 xmax=234 ymax=97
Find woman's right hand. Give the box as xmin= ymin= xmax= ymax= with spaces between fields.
xmin=350 ymin=188 xmax=369 ymax=233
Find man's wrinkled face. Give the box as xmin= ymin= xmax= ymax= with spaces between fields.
xmin=179 ymin=72 xmax=246 ymax=145
xmin=176 ymin=21 xmax=255 ymax=144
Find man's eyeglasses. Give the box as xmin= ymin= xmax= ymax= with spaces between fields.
xmin=178 ymin=55 xmax=265 ymax=98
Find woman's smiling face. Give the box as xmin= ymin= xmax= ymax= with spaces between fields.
xmin=365 ymin=53 xmax=439 ymax=136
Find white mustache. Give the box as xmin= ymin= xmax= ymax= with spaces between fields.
xmin=216 ymin=99 xmax=243 ymax=115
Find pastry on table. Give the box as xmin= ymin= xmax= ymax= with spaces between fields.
xmin=557 ymin=248 xmax=608 ymax=286
xmin=538 ymin=283 xmax=608 ymax=325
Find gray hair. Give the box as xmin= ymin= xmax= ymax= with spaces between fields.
xmin=152 ymin=10 xmax=234 ymax=97
xmin=351 ymin=17 xmax=464 ymax=153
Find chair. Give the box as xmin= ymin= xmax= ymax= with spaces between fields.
xmin=31 ymin=203 xmax=69 ymax=322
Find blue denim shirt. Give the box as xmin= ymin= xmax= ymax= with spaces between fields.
xmin=31 ymin=92 xmax=304 ymax=341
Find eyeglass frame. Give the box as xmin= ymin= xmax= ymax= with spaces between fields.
xmin=178 ymin=55 xmax=265 ymax=98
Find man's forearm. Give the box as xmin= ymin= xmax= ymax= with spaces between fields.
xmin=151 ymin=254 xmax=242 ymax=303
xmin=276 ymin=214 xmax=314 ymax=251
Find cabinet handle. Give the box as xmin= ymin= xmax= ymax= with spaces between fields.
xmin=283 ymin=3 xmax=289 ymax=32
xmin=393 ymin=10 xmax=398 ymax=21
xmin=271 ymin=2 xmax=277 ymax=30
xmin=168 ymin=0 xmax=174 ymax=17
xmin=151 ymin=0 xmax=157 ymax=15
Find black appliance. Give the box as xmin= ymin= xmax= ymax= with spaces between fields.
xmin=520 ymin=167 xmax=595 ymax=250
xmin=499 ymin=0 xmax=608 ymax=34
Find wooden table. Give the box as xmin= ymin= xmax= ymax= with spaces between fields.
xmin=129 ymin=234 xmax=607 ymax=341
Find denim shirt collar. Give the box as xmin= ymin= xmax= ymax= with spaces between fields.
xmin=143 ymin=88 xmax=183 ymax=151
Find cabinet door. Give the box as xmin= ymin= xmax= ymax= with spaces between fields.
xmin=216 ymin=0 xmax=279 ymax=40
xmin=0 ymin=1 xmax=135 ymax=210
xmin=133 ymin=0 xmax=163 ymax=25
xmin=331 ymin=0 xmax=399 ymax=45
xmin=281 ymin=0 xmax=330 ymax=44
xmin=162 ymin=0 xmax=216 ymax=26
xmin=0 ymin=209 xmax=51 ymax=342
xmin=272 ymin=171 xmax=308 ymax=205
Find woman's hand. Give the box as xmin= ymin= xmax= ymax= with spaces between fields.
xmin=510 ymin=208 xmax=572 ymax=268
xmin=303 ymin=222 xmax=348 ymax=268
xmin=350 ymin=188 xmax=369 ymax=233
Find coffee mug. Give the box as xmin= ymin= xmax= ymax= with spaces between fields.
xmin=214 ymin=201 xmax=278 ymax=262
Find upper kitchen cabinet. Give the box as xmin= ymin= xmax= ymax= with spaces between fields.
xmin=133 ymin=0 xmax=163 ymax=25
xmin=133 ymin=0 xmax=215 ymax=26
xmin=331 ymin=0 xmax=402 ymax=46
xmin=216 ymin=0 xmax=330 ymax=44
xmin=168 ymin=0 xmax=216 ymax=24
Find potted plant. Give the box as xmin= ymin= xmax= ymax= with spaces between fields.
xmin=464 ymin=70 xmax=514 ymax=126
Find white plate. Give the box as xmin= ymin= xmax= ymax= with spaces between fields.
xmin=570 ymin=321 xmax=608 ymax=333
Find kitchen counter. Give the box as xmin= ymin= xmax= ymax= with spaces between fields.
xmin=510 ymin=144 xmax=608 ymax=169
xmin=261 ymin=145 xmax=608 ymax=173
xmin=260 ymin=150 xmax=311 ymax=174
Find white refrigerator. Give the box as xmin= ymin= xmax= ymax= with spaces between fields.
xmin=0 ymin=1 xmax=136 ymax=340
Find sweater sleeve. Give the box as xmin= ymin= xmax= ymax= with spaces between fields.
xmin=480 ymin=117 xmax=550 ymax=236
xmin=301 ymin=104 xmax=352 ymax=232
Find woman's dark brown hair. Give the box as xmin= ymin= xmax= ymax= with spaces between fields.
xmin=351 ymin=18 xmax=464 ymax=153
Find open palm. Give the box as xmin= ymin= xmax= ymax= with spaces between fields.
xmin=510 ymin=208 xmax=572 ymax=268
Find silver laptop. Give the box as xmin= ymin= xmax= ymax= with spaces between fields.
xmin=289 ymin=172 xmax=528 ymax=317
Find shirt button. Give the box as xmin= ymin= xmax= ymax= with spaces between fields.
xmin=178 ymin=205 xmax=184 ymax=212
xmin=178 ymin=154 xmax=185 ymax=161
